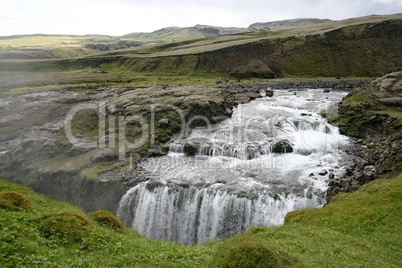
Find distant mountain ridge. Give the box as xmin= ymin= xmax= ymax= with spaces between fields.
xmin=123 ymin=25 xmax=245 ymax=41
xmin=249 ymin=18 xmax=333 ymax=31
xmin=0 ymin=18 xmax=337 ymax=41
xmin=122 ymin=18 xmax=332 ymax=40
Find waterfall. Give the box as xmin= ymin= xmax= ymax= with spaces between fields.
xmin=117 ymin=182 xmax=323 ymax=245
xmin=117 ymin=88 xmax=352 ymax=245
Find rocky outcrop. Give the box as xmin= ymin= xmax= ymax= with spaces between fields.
xmin=325 ymin=72 xmax=402 ymax=202
xmin=221 ymin=85 xmax=270 ymax=105
xmin=0 ymin=85 xmax=266 ymax=213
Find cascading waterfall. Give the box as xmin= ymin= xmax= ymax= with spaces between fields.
xmin=117 ymin=88 xmax=352 ymax=245
xmin=117 ymin=183 xmax=322 ymax=245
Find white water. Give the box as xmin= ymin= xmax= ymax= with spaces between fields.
xmin=117 ymin=89 xmax=352 ymax=245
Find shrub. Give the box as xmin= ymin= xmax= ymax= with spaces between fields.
xmin=89 ymin=210 xmax=124 ymax=230
xmin=38 ymin=211 xmax=93 ymax=243
xmin=0 ymin=191 xmax=32 ymax=211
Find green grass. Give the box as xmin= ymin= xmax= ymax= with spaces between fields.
xmin=215 ymin=173 xmax=402 ymax=267
xmin=1 ymin=171 xmax=401 ymax=267
xmin=80 ymin=161 xmax=119 ymax=181
xmin=0 ymin=68 xmax=236 ymax=97
xmin=0 ymin=179 xmax=220 ymax=267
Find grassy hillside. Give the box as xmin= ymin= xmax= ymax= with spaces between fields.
xmin=1 ymin=172 xmax=401 ymax=267
xmin=1 ymin=14 xmax=401 ymax=84
xmin=0 ymin=179 xmax=219 ymax=267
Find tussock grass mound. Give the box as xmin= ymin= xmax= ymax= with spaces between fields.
xmin=245 ymin=225 xmax=270 ymax=235
xmin=89 ymin=210 xmax=124 ymax=230
xmin=212 ymin=239 xmax=280 ymax=268
xmin=38 ymin=211 xmax=93 ymax=243
xmin=212 ymin=234 xmax=299 ymax=268
xmin=284 ymin=210 xmax=305 ymax=224
xmin=0 ymin=191 xmax=32 ymax=211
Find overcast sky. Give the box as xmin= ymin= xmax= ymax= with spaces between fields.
xmin=0 ymin=0 xmax=401 ymax=36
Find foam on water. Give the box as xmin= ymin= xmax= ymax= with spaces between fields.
xmin=117 ymin=88 xmax=352 ymax=245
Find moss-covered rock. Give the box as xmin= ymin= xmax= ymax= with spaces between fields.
xmin=183 ymin=143 xmax=199 ymax=156
xmin=89 ymin=210 xmax=124 ymax=230
xmin=38 ymin=211 xmax=93 ymax=243
xmin=0 ymin=191 xmax=32 ymax=211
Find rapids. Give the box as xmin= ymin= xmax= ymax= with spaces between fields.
xmin=117 ymin=88 xmax=352 ymax=245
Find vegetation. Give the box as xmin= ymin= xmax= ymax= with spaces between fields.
xmin=1 ymin=171 xmax=401 ymax=267
xmin=0 ymin=192 xmax=32 ymax=211
xmin=0 ymin=179 xmax=220 ymax=267
xmin=38 ymin=212 xmax=94 ymax=244
xmin=212 ymin=238 xmax=291 ymax=267
xmin=89 ymin=210 xmax=124 ymax=230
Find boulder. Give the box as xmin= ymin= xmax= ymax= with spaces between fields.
xmin=379 ymin=97 xmax=402 ymax=106
xmin=265 ymin=90 xmax=274 ymax=97
xmin=183 ymin=144 xmax=199 ymax=156
xmin=271 ymin=140 xmax=293 ymax=153
xmin=319 ymin=169 xmax=328 ymax=176
xmin=363 ymin=165 xmax=376 ymax=177
xmin=147 ymin=147 xmax=168 ymax=157
xmin=357 ymin=160 xmax=366 ymax=170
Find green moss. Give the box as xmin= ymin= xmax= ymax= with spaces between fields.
xmin=0 ymin=191 xmax=32 ymax=211
xmin=184 ymin=144 xmax=198 ymax=156
xmin=38 ymin=211 xmax=93 ymax=244
xmin=318 ymin=110 xmax=327 ymax=118
xmin=245 ymin=226 xmax=270 ymax=235
xmin=213 ymin=240 xmax=280 ymax=268
xmin=284 ymin=210 xmax=305 ymax=224
xmin=89 ymin=210 xmax=125 ymax=230
xmin=156 ymin=130 xmax=171 ymax=143
xmin=80 ymin=161 xmax=117 ymax=181
xmin=70 ymin=109 xmax=100 ymax=140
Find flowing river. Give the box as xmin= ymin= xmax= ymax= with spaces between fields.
xmin=117 ymin=88 xmax=352 ymax=245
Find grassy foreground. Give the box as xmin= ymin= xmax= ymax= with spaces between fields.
xmin=0 ymin=172 xmax=401 ymax=267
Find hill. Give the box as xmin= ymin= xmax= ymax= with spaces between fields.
xmin=0 ymin=13 xmax=401 ymax=84
xmin=123 ymin=25 xmax=245 ymax=41
xmin=249 ymin=18 xmax=333 ymax=31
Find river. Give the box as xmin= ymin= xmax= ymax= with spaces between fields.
xmin=117 ymin=88 xmax=352 ymax=245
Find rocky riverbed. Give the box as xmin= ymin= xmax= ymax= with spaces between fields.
xmin=325 ymin=72 xmax=402 ymax=201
